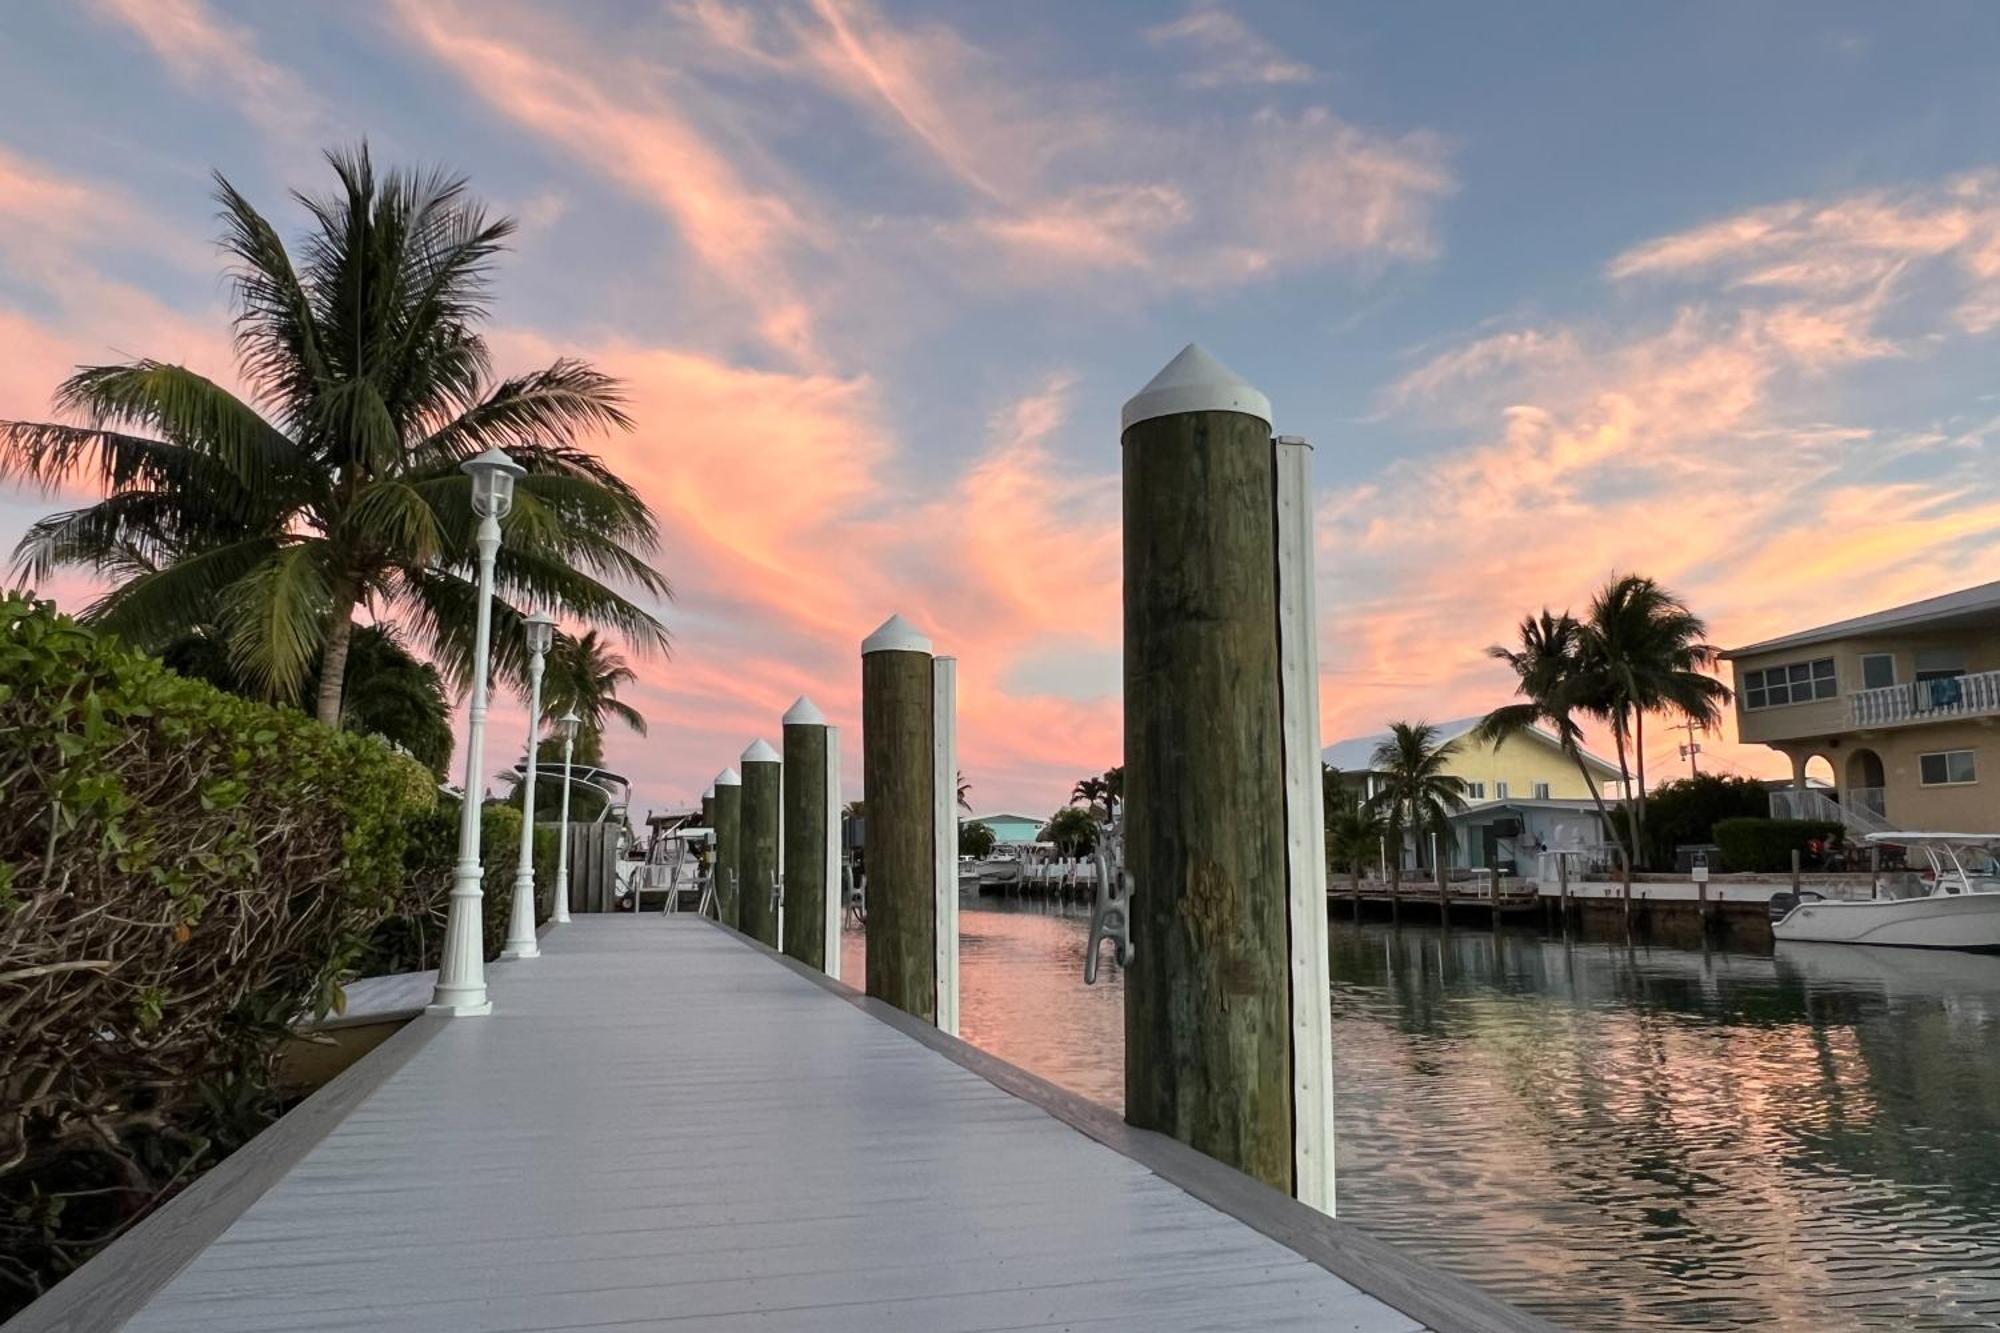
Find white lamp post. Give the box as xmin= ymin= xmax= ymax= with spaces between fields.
xmin=429 ymin=445 xmax=526 ymax=1016
xmin=501 ymin=611 xmax=557 ymax=959
xmin=551 ymin=710 xmax=581 ymax=925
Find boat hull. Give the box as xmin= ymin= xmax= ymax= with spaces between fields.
xmin=1773 ymin=892 xmax=2000 ymax=950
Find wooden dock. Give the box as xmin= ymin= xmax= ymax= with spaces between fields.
xmin=8 ymin=917 xmax=1551 ymax=1333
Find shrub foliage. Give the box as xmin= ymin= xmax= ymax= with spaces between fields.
xmin=1713 ymin=817 xmax=1847 ymax=873
xmin=0 ymin=595 xmax=433 ymax=1311
xmin=357 ymin=802 xmax=555 ymax=976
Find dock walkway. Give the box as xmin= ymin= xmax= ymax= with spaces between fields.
xmin=12 ymin=918 xmax=1550 ymax=1333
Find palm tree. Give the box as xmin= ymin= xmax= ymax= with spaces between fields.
xmin=1586 ymin=574 xmax=1730 ymax=866
xmin=1367 ymin=722 xmax=1468 ymax=895
xmin=1478 ymin=609 xmax=1633 ymax=902
xmin=1041 ymin=806 xmax=1099 ymax=857
xmin=1070 ymin=775 xmax=1110 ymax=818
xmin=956 ymin=771 xmax=972 ymax=813
xmin=1325 ymin=777 xmax=1386 ymax=899
xmin=542 ymin=628 xmax=646 ymax=766
xmin=1 ymin=145 xmax=668 ymax=726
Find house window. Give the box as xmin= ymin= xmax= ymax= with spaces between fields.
xmin=1533 ymin=782 xmax=1551 ymax=800
xmin=1467 ymin=782 xmax=1486 ymax=800
xmin=1860 ymin=653 xmax=1896 ymax=691
xmin=1919 ymin=750 xmax=1978 ymax=786
xmin=1495 ymin=782 xmax=1510 ymax=800
xmin=1744 ymin=658 xmax=1837 ymax=710
xmin=1915 ymin=648 xmax=1968 ymax=683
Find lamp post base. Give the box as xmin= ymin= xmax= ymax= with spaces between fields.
xmin=425 ymin=994 xmax=494 ymax=1017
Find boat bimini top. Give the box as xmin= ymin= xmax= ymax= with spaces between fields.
xmin=1864 ymin=832 xmax=2000 ymax=896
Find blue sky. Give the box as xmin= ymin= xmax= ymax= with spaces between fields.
xmin=5 ymin=1 xmax=2000 ymax=814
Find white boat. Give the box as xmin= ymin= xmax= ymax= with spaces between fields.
xmin=1770 ymin=832 xmax=2000 ymax=951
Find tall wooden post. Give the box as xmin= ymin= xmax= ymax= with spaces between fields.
xmin=739 ymin=740 xmax=782 ymax=947
xmin=781 ymin=697 xmax=842 ymax=976
xmin=1122 ymin=345 xmax=1334 ymax=1210
xmin=712 ymin=767 xmax=741 ymax=929
xmin=862 ymin=614 xmax=955 ymax=1026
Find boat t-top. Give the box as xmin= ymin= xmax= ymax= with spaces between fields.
xmin=1771 ymin=831 xmax=2000 ymax=951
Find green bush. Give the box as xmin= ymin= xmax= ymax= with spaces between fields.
xmin=1713 ymin=817 xmax=1846 ymax=872
xmin=1612 ymin=774 xmax=1771 ymax=868
xmin=0 ymin=594 xmax=434 ymax=1314
xmin=356 ymin=804 xmax=565 ymax=975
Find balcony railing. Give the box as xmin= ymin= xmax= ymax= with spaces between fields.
xmin=1851 ymin=669 xmax=2000 ymax=728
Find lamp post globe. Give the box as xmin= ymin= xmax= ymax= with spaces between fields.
xmin=502 ymin=611 xmax=559 ymax=960
xmin=429 ymin=445 xmax=527 ymax=1016
xmin=464 ymin=445 xmax=526 ymax=519
xmin=551 ymin=710 xmax=582 ymax=925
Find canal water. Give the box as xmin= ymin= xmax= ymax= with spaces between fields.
xmin=843 ymin=904 xmax=2000 ymax=1330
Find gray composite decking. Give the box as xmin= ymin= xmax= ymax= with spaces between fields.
xmin=10 ymin=918 xmax=1549 ymax=1333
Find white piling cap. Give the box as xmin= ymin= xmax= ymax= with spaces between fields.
xmin=741 ymin=738 xmax=780 ymax=764
xmin=1121 ymin=343 xmax=1271 ymax=433
xmin=714 ymin=767 xmax=741 ymax=787
xmin=862 ymin=613 xmax=933 ymax=656
xmin=783 ymin=695 xmax=826 ymax=726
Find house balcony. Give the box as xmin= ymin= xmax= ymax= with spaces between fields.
xmin=1850 ymin=669 xmax=2000 ymax=729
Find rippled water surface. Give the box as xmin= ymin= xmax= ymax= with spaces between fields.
xmin=844 ymin=904 xmax=2000 ymax=1330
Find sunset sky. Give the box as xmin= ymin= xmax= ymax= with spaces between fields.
xmin=6 ymin=1 xmax=2000 ymax=817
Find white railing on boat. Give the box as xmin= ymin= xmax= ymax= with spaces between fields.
xmin=1851 ymin=668 xmax=2000 ymax=728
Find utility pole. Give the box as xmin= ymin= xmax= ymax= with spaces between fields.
xmin=1671 ymin=719 xmax=1703 ymax=778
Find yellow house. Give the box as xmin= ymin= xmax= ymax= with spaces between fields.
xmin=1721 ymin=580 xmax=2000 ymax=835
xmin=1323 ymin=717 xmax=1624 ymax=870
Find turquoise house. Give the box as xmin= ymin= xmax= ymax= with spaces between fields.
xmin=965 ymin=812 xmax=1045 ymax=844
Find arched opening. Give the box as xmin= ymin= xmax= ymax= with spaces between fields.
xmin=1844 ymin=748 xmax=1887 ymax=821
xmin=1804 ymin=754 xmax=1836 ymax=794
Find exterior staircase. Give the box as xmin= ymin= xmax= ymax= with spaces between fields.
xmin=1769 ymin=786 xmax=1897 ymax=839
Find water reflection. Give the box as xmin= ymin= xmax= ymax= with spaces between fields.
xmin=844 ymin=905 xmax=2000 ymax=1330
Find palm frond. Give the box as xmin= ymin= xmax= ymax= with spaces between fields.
xmin=214 ymin=171 xmax=325 ymax=429
xmin=219 ymin=540 xmax=334 ymax=700
xmin=12 ymin=491 xmax=225 ymax=582
xmin=603 ymin=698 xmax=648 ymax=736
xmin=84 ymin=536 xmax=282 ymax=650
xmin=51 ymin=361 xmax=297 ymax=493
xmin=415 ymin=359 xmax=633 ymax=464
xmin=487 ymin=547 xmax=669 ymax=656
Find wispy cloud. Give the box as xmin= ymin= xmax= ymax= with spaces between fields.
xmin=87 ymin=0 xmax=323 ymax=145
xmin=446 ymin=0 xmax=1454 ymax=308
xmin=1329 ymin=175 xmax=2000 ymax=779
xmin=396 ymin=0 xmax=832 ymax=365
xmin=1144 ymin=4 xmax=1315 ymax=89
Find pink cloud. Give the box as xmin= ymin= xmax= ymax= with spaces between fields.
xmin=662 ymin=0 xmax=1452 ymax=290
xmin=1144 ymin=4 xmax=1316 ymax=89
xmin=397 ymin=0 xmax=830 ymax=365
xmin=1326 ymin=179 xmax=2000 ymax=785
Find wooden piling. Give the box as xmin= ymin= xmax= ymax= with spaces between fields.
xmin=739 ymin=740 xmax=782 ymax=947
xmin=712 ymin=768 xmax=742 ymax=928
xmin=862 ymin=614 xmax=938 ymax=1023
xmin=1121 ymin=345 xmax=1293 ymax=1198
xmin=1558 ymin=854 xmax=1570 ymax=932
xmin=782 ymin=697 xmax=840 ymax=974
xmin=1791 ymin=847 xmax=1803 ymax=898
